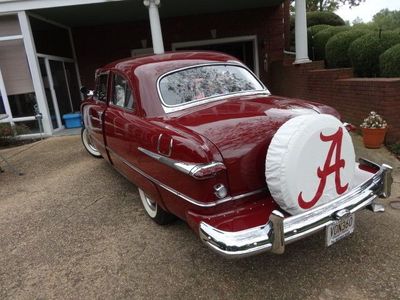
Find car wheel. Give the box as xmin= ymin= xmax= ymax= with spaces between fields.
xmin=138 ymin=188 xmax=176 ymax=225
xmin=81 ymin=128 xmax=102 ymax=158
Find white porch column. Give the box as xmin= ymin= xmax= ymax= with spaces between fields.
xmin=143 ymin=0 xmax=164 ymax=54
xmin=18 ymin=11 xmax=52 ymax=134
xmin=0 ymin=68 xmax=14 ymax=125
xmin=294 ymin=0 xmax=311 ymax=64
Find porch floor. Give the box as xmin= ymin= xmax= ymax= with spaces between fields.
xmin=53 ymin=127 xmax=81 ymax=136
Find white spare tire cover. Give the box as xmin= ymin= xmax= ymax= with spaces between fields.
xmin=265 ymin=114 xmax=355 ymax=215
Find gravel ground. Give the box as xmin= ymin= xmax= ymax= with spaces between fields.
xmin=0 ymin=134 xmax=399 ymax=300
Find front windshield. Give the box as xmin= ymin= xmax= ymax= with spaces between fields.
xmin=158 ymin=64 xmax=265 ymax=106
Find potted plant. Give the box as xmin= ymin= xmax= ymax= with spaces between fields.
xmin=360 ymin=111 xmax=388 ymax=148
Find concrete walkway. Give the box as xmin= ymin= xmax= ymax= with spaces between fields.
xmin=0 ymin=134 xmax=399 ymax=299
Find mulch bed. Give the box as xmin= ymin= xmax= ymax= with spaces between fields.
xmin=0 ymin=138 xmax=44 ymax=150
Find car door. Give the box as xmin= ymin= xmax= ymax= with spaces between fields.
xmin=103 ymin=71 xmax=142 ymax=174
xmin=104 ymin=71 xmax=168 ymax=210
xmin=85 ymin=72 xmax=109 ymax=157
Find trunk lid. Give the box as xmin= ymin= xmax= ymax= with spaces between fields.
xmin=167 ymin=94 xmax=335 ymax=195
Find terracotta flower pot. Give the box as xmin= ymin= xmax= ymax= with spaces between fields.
xmin=361 ymin=127 xmax=387 ymax=149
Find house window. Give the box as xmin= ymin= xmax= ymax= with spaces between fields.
xmin=30 ymin=16 xmax=73 ymax=58
xmin=8 ymin=93 xmax=37 ymax=118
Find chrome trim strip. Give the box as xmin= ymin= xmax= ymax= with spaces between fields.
xmin=139 ymin=146 xmax=198 ymax=174
xmin=138 ymin=146 xmax=226 ymax=179
xmin=156 ymin=134 xmax=173 ymax=157
xmin=199 ymin=159 xmax=393 ymax=258
xmin=156 ymin=62 xmax=270 ymax=114
xmin=107 ymin=146 xmax=265 ymax=207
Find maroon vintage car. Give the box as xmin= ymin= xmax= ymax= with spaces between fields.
xmin=80 ymin=51 xmax=393 ymax=258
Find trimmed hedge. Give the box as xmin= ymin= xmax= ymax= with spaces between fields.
xmin=380 ymin=43 xmax=400 ymax=77
xmin=326 ymin=30 xmax=370 ymax=68
xmin=306 ymin=11 xmax=345 ymax=27
xmin=349 ymin=31 xmax=400 ymax=77
xmin=352 ymin=23 xmax=379 ymax=31
xmin=313 ymin=26 xmax=350 ymax=60
xmin=309 ymin=24 xmax=332 ymax=37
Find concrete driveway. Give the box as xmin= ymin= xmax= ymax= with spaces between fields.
xmin=0 ymin=135 xmax=399 ymax=299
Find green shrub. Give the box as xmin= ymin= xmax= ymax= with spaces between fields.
xmin=290 ymin=12 xmax=344 ymax=31
xmin=0 ymin=123 xmax=14 ymax=146
xmin=0 ymin=123 xmax=30 ymax=146
xmin=352 ymin=23 xmax=379 ymax=31
xmin=307 ymin=11 xmax=345 ymax=27
xmin=313 ymin=26 xmax=350 ymax=60
xmin=0 ymin=123 xmax=13 ymax=138
xmin=388 ymin=143 xmax=400 ymax=156
xmin=380 ymin=43 xmax=400 ymax=77
xmin=326 ymin=30 xmax=370 ymax=68
xmin=309 ymin=24 xmax=332 ymax=37
xmin=349 ymin=31 xmax=400 ymax=77
xmin=14 ymin=124 xmax=30 ymax=135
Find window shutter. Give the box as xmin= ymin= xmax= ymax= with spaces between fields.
xmin=0 ymin=39 xmax=34 ymax=96
xmin=0 ymin=15 xmax=21 ymax=37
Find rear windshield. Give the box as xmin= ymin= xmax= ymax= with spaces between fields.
xmin=158 ymin=64 xmax=264 ymax=106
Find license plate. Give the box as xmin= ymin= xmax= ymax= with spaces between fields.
xmin=326 ymin=213 xmax=355 ymax=247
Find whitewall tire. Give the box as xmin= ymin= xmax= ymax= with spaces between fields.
xmin=81 ymin=128 xmax=102 ymax=158
xmin=138 ymin=188 xmax=176 ymax=225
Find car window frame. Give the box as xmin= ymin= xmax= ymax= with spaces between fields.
xmin=93 ymin=71 xmax=110 ymax=102
xmin=109 ymin=70 xmax=137 ymax=112
xmin=156 ymin=62 xmax=269 ymax=112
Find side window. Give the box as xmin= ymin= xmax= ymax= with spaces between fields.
xmin=111 ymin=73 xmax=135 ymax=110
xmin=94 ymin=74 xmax=108 ymax=102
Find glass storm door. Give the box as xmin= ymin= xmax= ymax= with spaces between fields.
xmin=38 ymin=57 xmax=60 ymax=130
xmin=49 ymin=60 xmax=73 ymax=125
xmin=39 ymin=56 xmax=81 ymax=130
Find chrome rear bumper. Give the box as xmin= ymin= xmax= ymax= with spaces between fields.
xmin=199 ymin=158 xmax=393 ymax=258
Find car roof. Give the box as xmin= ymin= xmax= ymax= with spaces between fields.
xmin=97 ymin=51 xmax=239 ymax=75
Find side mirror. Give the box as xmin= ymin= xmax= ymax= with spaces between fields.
xmin=80 ymin=86 xmax=93 ymax=97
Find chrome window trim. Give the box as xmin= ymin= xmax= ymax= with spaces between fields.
xmin=107 ymin=146 xmax=266 ymax=207
xmin=93 ymin=71 xmax=109 ymax=102
xmin=156 ymin=62 xmax=270 ymax=114
xmin=109 ymin=70 xmax=137 ymax=112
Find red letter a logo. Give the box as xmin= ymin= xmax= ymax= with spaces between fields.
xmin=298 ymin=127 xmax=348 ymax=209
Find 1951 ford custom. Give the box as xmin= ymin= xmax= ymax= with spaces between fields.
xmin=80 ymin=51 xmax=393 ymax=258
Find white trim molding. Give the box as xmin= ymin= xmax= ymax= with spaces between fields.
xmin=0 ymin=34 xmax=23 ymax=41
xmin=37 ymin=53 xmax=74 ymax=62
xmin=12 ymin=116 xmax=35 ymax=122
xmin=0 ymin=67 xmax=14 ymax=125
xmin=18 ymin=11 xmax=52 ymax=134
xmin=172 ymin=35 xmax=260 ymax=77
xmin=0 ymin=0 xmax=124 ymax=13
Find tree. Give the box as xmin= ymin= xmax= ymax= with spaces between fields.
xmin=307 ymin=0 xmax=338 ymax=12
xmin=352 ymin=17 xmax=363 ymax=25
xmin=372 ymin=9 xmax=400 ymax=31
xmin=291 ymin=0 xmax=365 ymax=12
